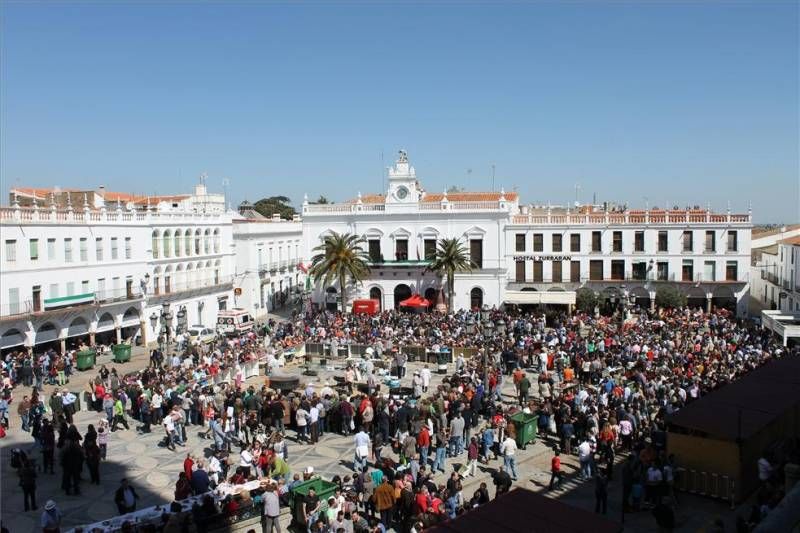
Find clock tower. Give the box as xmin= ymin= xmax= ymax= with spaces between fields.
xmin=386 ymin=149 xmax=422 ymax=209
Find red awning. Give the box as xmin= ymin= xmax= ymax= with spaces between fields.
xmin=399 ymin=294 xmax=431 ymax=308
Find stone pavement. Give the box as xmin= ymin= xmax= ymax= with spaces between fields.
xmin=1 ymin=347 xmax=740 ymax=532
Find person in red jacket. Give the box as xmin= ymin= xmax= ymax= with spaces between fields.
xmin=548 ymin=450 xmax=563 ymax=491
xmin=183 ymin=454 xmax=194 ymax=481
xmin=417 ymin=425 xmax=431 ymax=466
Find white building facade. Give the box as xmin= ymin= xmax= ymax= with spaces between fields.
xmin=302 ymin=151 xmax=515 ymax=312
xmin=232 ymin=216 xmax=305 ymax=319
xmin=303 ymin=151 xmax=753 ymax=315
xmin=506 ymin=208 xmax=753 ymax=314
xmin=0 ymin=184 xmax=235 ymax=354
xmin=750 ymin=237 xmax=800 ymax=313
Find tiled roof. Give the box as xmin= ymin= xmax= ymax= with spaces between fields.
xmin=780 ymin=235 xmax=800 ymax=246
xmin=754 ymin=224 xmax=800 ymax=237
xmin=132 ymin=195 xmax=190 ymax=205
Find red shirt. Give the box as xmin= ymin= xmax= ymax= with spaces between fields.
xmin=415 ymin=493 xmax=429 ymax=514
xmin=184 ymin=457 xmax=194 ymax=480
xmin=417 ymin=427 xmax=430 ymax=448
xmin=551 ymin=456 xmax=561 ymax=472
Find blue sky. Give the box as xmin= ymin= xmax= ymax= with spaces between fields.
xmin=1 ymin=2 xmax=798 ymax=222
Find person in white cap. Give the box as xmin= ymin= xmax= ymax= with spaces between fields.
xmin=41 ymin=500 xmax=62 ymax=533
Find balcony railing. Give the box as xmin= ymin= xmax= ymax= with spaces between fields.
xmin=510 ymin=210 xmax=751 ymax=226
xmin=0 ymin=205 xmax=230 ymax=225
xmin=303 ymin=200 xmax=506 ymax=215
xmin=153 ymin=275 xmax=233 ymax=297
xmin=1 ymin=289 xmax=144 ymax=320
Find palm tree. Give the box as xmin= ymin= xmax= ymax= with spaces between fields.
xmin=309 ymin=232 xmax=371 ymax=313
xmin=426 ymin=237 xmax=472 ymax=311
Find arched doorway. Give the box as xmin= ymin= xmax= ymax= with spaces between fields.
xmin=121 ymin=307 xmax=141 ymax=344
xmin=686 ymin=287 xmax=706 ymax=311
xmin=65 ymin=317 xmax=90 ymax=350
xmin=325 ymin=287 xmax=338 ymax=312
xmin=95 ymin=312 xmax=117 ymax=345
xmin=712 ymin=286 xmax=736 ymax=313
xmin=424 ymin=288 xmax=437 ymax=311
xmin=35 ymin=322 xmax=60 ymax=351
xmin=470 ymin=287 xmax=484 ymax=310
xmin=394 ymin=284 xmax=412 ymax=309
xmin=0 ymin=328 xmax=25 ymax=353
xmin=369 ymin=287 xmax=383 ymax=312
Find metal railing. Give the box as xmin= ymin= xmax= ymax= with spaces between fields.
xmin=0 ymin=205 xmax=229 ymax=225
xmin=675 ymin=467 xmax=736 ymax=508
xmin=510 ymin=210 xmax=751 ymax=226
xmin=154 ymin=275 xmax=233 ymax=296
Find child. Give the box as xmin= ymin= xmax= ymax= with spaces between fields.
xmin=97 ymin=419 xmax=109 ymax=460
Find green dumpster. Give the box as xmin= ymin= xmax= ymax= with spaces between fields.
xmin=76 ymin=349 xmax=97 ymax=371
xmin=289 ymin=478 xmax=338 ymax=526
xmin=112 ymin=344 xmax=132 ymax=363
xmin=509 ymin=411 xmax=537 ymax=450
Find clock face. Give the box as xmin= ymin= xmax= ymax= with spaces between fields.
xmin=396 ymin=186 xmax=409 ymax=200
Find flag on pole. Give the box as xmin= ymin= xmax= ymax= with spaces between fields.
xmin=297 ymin=262 xmax=308 ymax=273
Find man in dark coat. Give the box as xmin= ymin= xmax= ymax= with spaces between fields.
xmin=60 ymin=440 xmax=84 ymax=495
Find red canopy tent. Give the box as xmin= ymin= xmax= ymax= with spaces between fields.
xmin=398 ymin=294 xmax=431 ymax=309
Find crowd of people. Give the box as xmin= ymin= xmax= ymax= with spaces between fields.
xmin=2 ymin=303 xmax=799 ymax=533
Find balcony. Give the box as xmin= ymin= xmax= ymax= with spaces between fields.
xmin=1 ymin=289 xmax=144 ymax=322
xmin=366 ymin=259 xmax=433 ymax=268
xmin=148 ymin=275 xmax=233 ymax=305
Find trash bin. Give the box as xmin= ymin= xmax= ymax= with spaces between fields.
xmin=509 ymin=411 xmax=537 ymax=450
xmin=112 ymin=344 xmax=132 ymax=363
xmin=437 ymin=352 xmax=450 ymax=374
xmin=289 ymin=478 xmax=338 ymax=526
xmin=76 ymin=349 xmax=97 ymax=371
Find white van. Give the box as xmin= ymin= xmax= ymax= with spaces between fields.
xmin=216 ymin=309 xmax=255 ymax=336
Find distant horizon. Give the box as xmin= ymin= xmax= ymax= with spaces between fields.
xmin=2 ymin=2 xmax=798 ymax=223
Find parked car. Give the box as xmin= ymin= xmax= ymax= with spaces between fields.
xmin=187 ymin=326 xmax=216 ymax=345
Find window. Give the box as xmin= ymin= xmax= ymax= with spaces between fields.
xmin=552 ymin=234 xmax=563 ymax=252
xmin=726 ymin=261 xmax=738 ymax=281
xmin=611 ymin=260 xmax=625 ymax=280
xmin=469 ymin=240 xmax=483 ymax=269
xmin=111 ymin=237 xmax=118 ymax=260
xmin=97 ymin=278 xmax=105 ymax=296
xmin=727 ymin=231 xmax=738 ymax=252
xmin=112 ymin=277 xmax=121 ymax=296
xmin=705 ymin=231 xmax=715 ymax=252
xmin=515 ymin=260 xmax=525 ymax=282
xmin=125 ymin=237 xmax=132 ymax=259
xmin=49 ymin=283 xmax=59 ymax=298
xmin=79 ymin=238 xmax=88 ymax=262
xmin=682 ymin=259 xmax=694 ymax=281
xmin=152 ymin=232 xmax=160 ymax=259
xmin=66 ymin=282 xmax=75 ymax=296
xmin=30 ymin=239 xmax=39 ymax=261
xmin=195 ymin=232 xmax=201 ymax=255
xmin=174 ymin=233 xmax=182 ymax=257
xmin=533 ymin=234 xmax=544 ymax=252
xmin=424 ymin=239 xmax=437 ymax=260
xmin=515 ymin=234 xmax=526 ymax=252
xmin=533 ymin=260 xmax=543 ymax=282
xmin=570 ymin=234 xmax=581 ymax=253
xmin=163 ymin=233 xmax=171 ymax=258
xmin=592 ymin=231 xmax=602 ymax=252
xmin=612 ymin=231 xmax=622 ymax=253
xmin=81 ymin=280 xmax=90 ymax=294
xmin=682 ymin=231 xmax=693 ymax=252
xmin=5 ymin=239 xmax=16 ymax=262
xmin=8 ymin=288 xmax=19 ymax=315
xmin=570 ymin=260 xmax=581 ymax=282
xmin=96 ymin=238 xmax=103 ymax=261
xmin=64 ymin=238 xmax=73 ymax=263
xmin=632 ymin=262 xmax=647 ymax=280
xmin=368 ymin=240 xmax=381 ymax=262
xmin=658 ymin=231 xmax=668 ymax=252
xmin=47 ymin=238 xmax=56 ymax=260
xmin=589 ymin=260 xmax=604 ymax=281
xmin=657 ymin=261 xmax=669 ymax=281
xmin=634 ymin=231 xmax=644 ymax=252
xmin=703 ymin=261 xmax=716 ymax=282
xmin=552 ymin=260 xmax=563 ymax=283
xmin=395 ymin=239 xmax=408 ymax=261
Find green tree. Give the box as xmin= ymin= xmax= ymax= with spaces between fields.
xmin=426 ymin=238 xmax=472 ymax=311
xmin=309 ymin=232 xmax=371 ymax=313
xmin=312 ymin=195 xmax=330 ymax=205
xmin=253 ymin=196 xmax=296 ymax=219
xmin=655 ymin=286 xmax=687 ymax=309
xmin=575 ymin=287 xmax=598 ymax=313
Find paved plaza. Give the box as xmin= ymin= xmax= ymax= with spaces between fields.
xmin=1 ymin=344 xmax=741 ymax=533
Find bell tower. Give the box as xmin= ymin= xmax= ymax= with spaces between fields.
xmin=386 ymin=149 xmax=422 ymax=207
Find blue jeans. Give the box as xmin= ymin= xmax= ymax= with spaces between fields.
xmin=105 ymin=407 xmax=113 ymax=424
xmin=20 ymin=413 xmax=29 ymax=432
xmin=354 ymin=452 xmax=367 ymax=472
xmin=504 ymin=455 xmax=518 ymax=480
xmin=449 ymin=436 xmax=464 ymax=457
xmin=580 ymin=457 xmax=592 ymax=479
xmin=433 ymin=447 xmax=447 ymax=472
xmin=419 ymin=446 xmax=428 ymax=466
